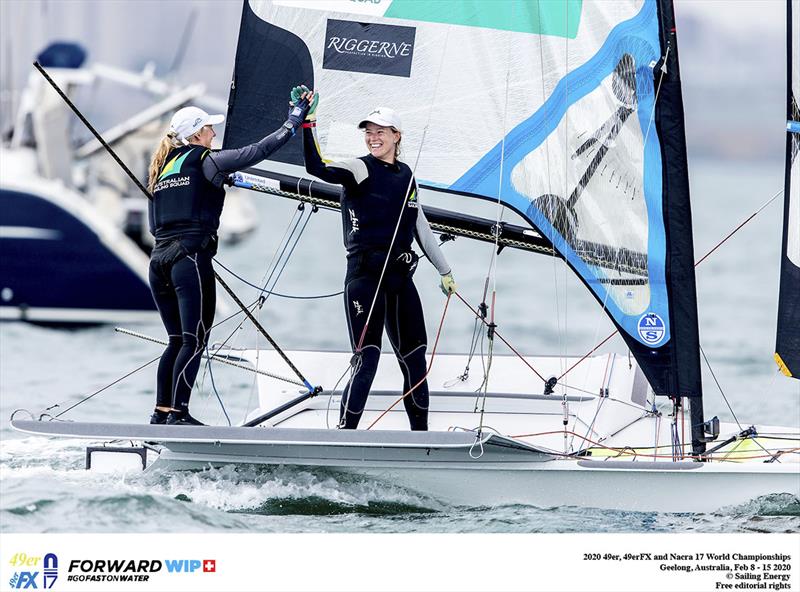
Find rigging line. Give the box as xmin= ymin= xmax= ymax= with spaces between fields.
xmin=476 ymin=290 xmax=497 ymax=418
xmin=115 ymin=327 xmax=305 ymax=386
xmin=557 ymin=188 xmax=783 ymax=382
xmin=472 ymin=35 xmax=514 ymax=422
xmin=698 ymin=345 xmax=772 ymax=461
xmin=453 ymin=292 xmax=546 ymax=383
xmin=642 ymin=45 xmax=669 ymax=149
xmin=258 ymin=206 xmax=303 ymax=291
xmin=32 ymin=61 xmax=153 ymax=201
xmin=49 ymin=356 xmax=160 ymax=418
xmin=248 ymin=210 xmax=310 ymax=378
xmin=261 ymin=207 xmax=315 ymax=305
xmin=700 ymin=345 xmax=744 ymax=431
xmin=209 ymin=298 xmax=262 ymax=369
xmin=452 ymin=275 xmax=489 ymax=388
xmin=533 ymin=0 xmax=566 ymax=373
xmin=560 ymin=0 xmax=572 ymax=375
xmin=324 ymin=365 xmax=353 ymax=430
xmin=214 ymin=271 xmax=316 ymax=392
xmin=695 ymin=188 xmax=782 ymax=267
xmin=476 ymin=300 xmax=496 ymax=429
xmin=259 ymin=207 xmax=308 ymax=304
xmin=214 ymin=258 xmax=343 ymax=299
xmin=366 ymin=293 xmax=451 ymax=430
xmin=205 ymin=344 xmax=231 ymax=426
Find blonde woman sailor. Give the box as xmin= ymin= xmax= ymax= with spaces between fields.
xmin=146 ymin=96 xmax=311 ymax=425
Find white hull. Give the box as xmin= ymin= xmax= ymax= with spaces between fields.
xmin=12 ymin=351 xmax=799 ymax=512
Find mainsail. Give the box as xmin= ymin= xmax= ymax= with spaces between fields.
xmin=224 ymin=0 xmax=702 ymax=400
xmin=776 ymin=0 xmax=800 ymax=378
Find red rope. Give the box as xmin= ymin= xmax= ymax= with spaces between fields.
xmin=453 ymin=292 xmax=546 ymax=382
xmin=366 ymin=293 xmax=451 ymax=430
xmin=557 ymin=331 xmax=617 ymax=381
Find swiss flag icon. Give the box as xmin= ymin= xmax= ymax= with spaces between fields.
xmin=203 ymin=560 xmax=216 ymax=573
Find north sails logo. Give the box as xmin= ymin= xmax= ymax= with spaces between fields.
xmin=323 ymin=19 xmax=416 ymax=78
xmin=637 ymin=313 xmax=666 ymax=345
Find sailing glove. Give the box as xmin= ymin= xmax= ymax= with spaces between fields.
xmin=285 ymin=96 xmax=311 ymax=132
xmin=440 ymin=272 xmax=457 ymax=296
xmin=290 ymin=85 xmax=319 ymax=121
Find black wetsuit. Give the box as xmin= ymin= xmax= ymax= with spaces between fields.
xmin=303 ymin=127 xmax=450 ymax=430
xmin=149 ymin=125 xmax=297 ymax=415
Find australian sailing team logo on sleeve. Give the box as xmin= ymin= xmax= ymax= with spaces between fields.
xmin=637 ymin=313 xmax=666 ymax=345
xmin=323 ymin=19 xmax=415 ymax=77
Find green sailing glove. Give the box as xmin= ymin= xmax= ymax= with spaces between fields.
xmin=290 ymin=85 xmax=319 ymax=121
xmin=440 ymin=272 xmax=457 ymax=296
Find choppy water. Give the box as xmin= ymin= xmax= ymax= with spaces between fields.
xmin=1 ymin=159 xmax=798 ymax=533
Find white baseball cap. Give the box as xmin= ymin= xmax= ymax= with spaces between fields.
xmin=169 ymin=106 xmax=225 ymax=141
xmin=358 ymin=107 xmax=402 ymax=132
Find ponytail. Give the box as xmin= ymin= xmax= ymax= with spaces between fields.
xmin=147 ymin=132 xmax=181 ymax=194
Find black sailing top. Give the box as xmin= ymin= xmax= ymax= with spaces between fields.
xmin=302 ymin=127 xmax=450 ymax=275
xmin=149 ymin=125 xmax=297 ymax=241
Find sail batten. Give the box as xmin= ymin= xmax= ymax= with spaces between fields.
xmin=224 ymin=0 xmax=702 ymax=400
xmin=775 ymin=0 xmax=800 ymax=379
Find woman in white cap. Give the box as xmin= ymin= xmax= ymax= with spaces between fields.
xmin=299 ymin=90 xmax=456 ymax=430
xmin=146 ymin=98 xmax=311 ymax=425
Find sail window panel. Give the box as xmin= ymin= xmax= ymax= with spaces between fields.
xmin=511 ymin=63 xmax=653 ymax=318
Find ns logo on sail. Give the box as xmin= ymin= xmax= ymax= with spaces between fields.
xmin=638 ymin=313 xmax=666 ymax=345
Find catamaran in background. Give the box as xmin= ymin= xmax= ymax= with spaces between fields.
xmin=0 ymin=42 xmax=255 ymax=326
xmin=11 ymin=0 xmax=799 ymax=512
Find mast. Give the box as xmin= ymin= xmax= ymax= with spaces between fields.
xmin=654 ymin=0 xmax=704 ymax=454
xmin=775 ymin=0 xmax=800 ymax=379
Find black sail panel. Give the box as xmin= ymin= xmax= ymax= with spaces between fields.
xmin=775 ymin=0 xmax=800 ymax=379
xmin=223 ymin=0 xmax=313 ymax=165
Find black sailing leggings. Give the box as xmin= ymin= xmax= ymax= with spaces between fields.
xmin=148 ymin=239 xmax=216 ymax=412
xmin=341 ymin=256 xmax=429 ymax=430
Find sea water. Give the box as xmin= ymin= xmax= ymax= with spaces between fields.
xmin=1 ymin=159 xmax=798 ymax=534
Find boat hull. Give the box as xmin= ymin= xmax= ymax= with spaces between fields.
xmin=11 ymin=419 xmax=799 ymax=513
xmin=153 ymin=447 xmax=800 ymax=513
